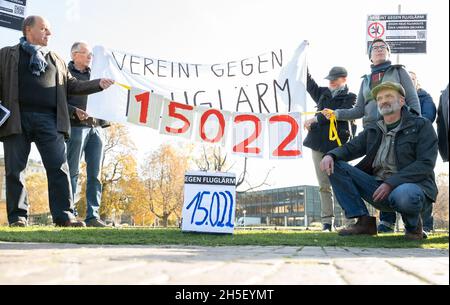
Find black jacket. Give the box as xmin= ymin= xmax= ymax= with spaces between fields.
xmin=437 ymin=85 xmax=449 ymax=162
xmin=303 ymin=72 xmax=357 ymax=153
xmin=67 ymin=61 xmax=110 ymax=128
xmin=0 ymin=45 xmax=103 ymax=140
xmin=327 ymin=107 xmax=439 ymax=201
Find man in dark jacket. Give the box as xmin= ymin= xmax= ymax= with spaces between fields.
xmin=320 ymin=82 xmax=438 ymax=240
xmin=0 ymin=16 xmax=114 ymax=227
xmin=379 ymin=71 xmax=437 ymax=233
xmin=66 ymin=42 xmax=111 ymax=227
xmin=409 ymin=71 xmax=436 ymax=123
xmin=303 ymin=67 xmax=356 ymax=231
xmin=437 ymin=84 xmax=449 ymax=162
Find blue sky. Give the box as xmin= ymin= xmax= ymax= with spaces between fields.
xmin=1 ymin=0 xmax=448 ymax=188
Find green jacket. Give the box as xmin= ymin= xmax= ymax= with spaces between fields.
xmin=0 ymin=44 xmax=103 ymax=140
xmin=328 ymin=107 xmax=438 ymax=202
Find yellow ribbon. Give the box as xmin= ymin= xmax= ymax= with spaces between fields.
xmin=303 ymin=110 xmax=342 ymax=147
xmin=114 ymin=83 xmax=342 ymax=146
xmin=321 ymin=109 xmax=342 ymax=147
xmin=328 ymin=114 xmax=342 ymax=146
xmin=115 ymin=82 xmax=132 ymax=90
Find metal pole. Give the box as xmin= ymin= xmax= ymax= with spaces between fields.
xmin=304 ymin=187 xmax=308 ymax=228
xmin=396 ymin=4 xmax=402 ymax=64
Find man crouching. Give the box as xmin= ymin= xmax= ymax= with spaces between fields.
xmin=320 ymin=81 xmax=438 ymax=240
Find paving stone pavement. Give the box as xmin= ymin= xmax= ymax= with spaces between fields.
xmin=0 ymin=242 xmax=448 ymax=285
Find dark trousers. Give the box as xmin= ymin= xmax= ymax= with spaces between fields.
xmin=3 ymin=112 xmax=74 ymax=224
xmin=380 ymin=202 xmax=434 ymax=232
xmin=329 ymin=161 xmax=425 ymax=233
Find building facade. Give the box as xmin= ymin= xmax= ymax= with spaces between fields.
xmin=236 ymin=185 xmax=349 ymax=227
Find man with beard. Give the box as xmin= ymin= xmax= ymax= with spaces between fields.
xmin=320 ymin=82 xmax=438 ymax=240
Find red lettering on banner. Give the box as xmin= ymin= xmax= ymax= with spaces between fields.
xmin=233 ymin=115 xmax=262 ymax=154
xmin=269 ymin=115 xmax=301 ymax=157
xmin=166 ymin=102 xmax=194 ymax=134
xmin=200 ymin=109 xmax=226 ymax=143
xmin=135 ymin=92 xmax=150 ymax=124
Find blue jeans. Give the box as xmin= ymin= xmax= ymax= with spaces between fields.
xmin=67 ymin=126 xmax=104 ymax=221
xmin=380 ymin=200 xmax=434 ymax=231
xmin=329 ymin=161 xmax=425 ymax=233
xmin=3 ymin=112 xmax=75 ymax=224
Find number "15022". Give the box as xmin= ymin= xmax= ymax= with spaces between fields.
xmin=186 ymin=191 xmax=234 ymax=228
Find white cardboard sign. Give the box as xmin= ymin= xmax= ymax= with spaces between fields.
xmin=182 ymin=171 xmax=236 ymax=234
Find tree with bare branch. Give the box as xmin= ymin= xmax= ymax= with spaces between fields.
xmin=194 ymin=145 xmax=273 ymax=193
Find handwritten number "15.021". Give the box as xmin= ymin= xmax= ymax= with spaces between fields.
xmin=186 ymin=191 xmax=234 ymax=228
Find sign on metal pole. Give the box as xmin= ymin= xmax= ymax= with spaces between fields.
xmin=182 ymin=171 xmax=237 ymax=234
xmin=367 ymin=14 xmax=427 ymax=54
xmin=0 ymin=0 xmax=27 ymax=31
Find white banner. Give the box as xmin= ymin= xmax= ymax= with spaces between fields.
xmin=160 ymin=100 xmax=195 ymax=139
xmin=88 ymin=41 xmax=308 ymax=123
xmin=268 ymin=112 xmax=302 ymax=159
xmin=127 ymin=87 xmax=165 ymax=130
xmin=231 ymin=113 xmax=266 ymax=158
xmin=121 ymin=86 xmax=310 ymax=159
xmin=194 ymin=107 xmax=232 ymax=147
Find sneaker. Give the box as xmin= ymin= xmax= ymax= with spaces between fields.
xmin=377 ymin=222 xmax=395 ymax=233
xmin=322 ymin=223 xmax=332 ymax=232
xmin=86 ymin=218 xmax=110 ymax=228
xmin=9 ymin=219 xmax=28 ymax=227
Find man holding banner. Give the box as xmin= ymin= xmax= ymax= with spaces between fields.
xmin=67 ymin=42 xmax=111 ymax=227
xmin=303 ymin=67 xmax=356 ymax=231
xmin=0 ymin=16 xmax=115 ymax=227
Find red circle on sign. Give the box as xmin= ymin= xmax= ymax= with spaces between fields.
xmin=368 ymin=22 xmax=385 ymax=39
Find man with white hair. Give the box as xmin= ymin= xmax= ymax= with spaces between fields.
xmin=320 ymin=82 xmax=438 ymax=240
xmin=66 ymin=42 xmax=111 ymax=227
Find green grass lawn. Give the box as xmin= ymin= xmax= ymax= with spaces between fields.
xmin=0 ymin=227 xmax=448 ymax=249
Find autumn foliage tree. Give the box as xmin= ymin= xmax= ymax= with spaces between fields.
xmin=74 ymin=124 xmax=145 ymax=222
xmin=25 ymin=173 xmax=49 ymax=215
xmin=141 ymin=144 xmax=191 ymax=227
xmin=100 ymin=124 xmax=140 ymax=221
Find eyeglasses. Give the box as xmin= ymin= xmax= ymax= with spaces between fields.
xmin=372 ymin=45 xmax=388 ymax=51
xmin=75 ymin=51 xmax=93 ymax=57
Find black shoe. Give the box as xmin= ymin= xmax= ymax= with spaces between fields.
xmin=9 ymin=219 xmax=28 ymax=227
xmin=55 ymin=219 xmax=86 ymax=228
xmin=86 ymin=218 xmax=110 ymax=228
xmin=322 ymin=223 xmax=332 ymax=232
